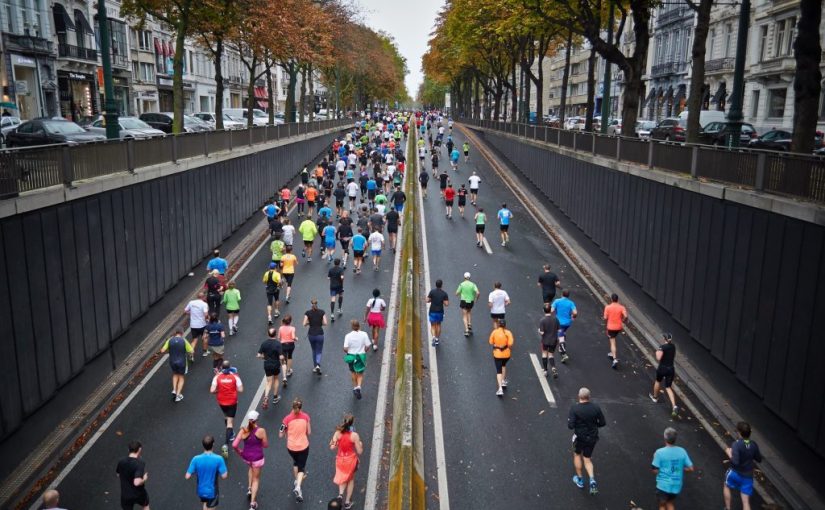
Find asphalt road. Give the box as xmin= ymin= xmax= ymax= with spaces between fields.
xmin=53 ymin=178 xmax=398 ymax=509
xmin=417 ymin=126 xmax=763 ymax=509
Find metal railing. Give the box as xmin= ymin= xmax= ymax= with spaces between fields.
xmin=460 ymin=118 xmax=825 ymax=204
xmin=58 ymin=43 xmax=98 ymax=61
xmin=705 ymin=57 xmax=735 ymax=73
xmin=0 ymin=118 xmax=351 ymax=199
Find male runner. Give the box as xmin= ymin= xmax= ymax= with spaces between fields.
xmin=263 ymin=262 xmax=282 ymax=323
xmin=455 ymin=272 xmax=480 ymax=336
xmin=418 ymin=167 xmax=430 ymax=199
xmin=568 ymin=387 xmax=606 ymax=495
xmin=649 ymin=333 xmax=679 ymax=417
xmin=280 ymin=247 xmax=298 ymax=304
xmin=426 ymin=279 xmax=449 ymax=347
xmin=456 ymin=184 xmax=468 ymax=217
xmin=603 ymin=293 xmax=628 ymax=369
xmin=551 ymin=290 xmax=577 ymax=363
xmin=368 ymin=228 xmax=385 ymax=271
xmin=210 ymin=360 xmax=243 ymax=457
xmin=298 ymin=217 xmax=318 ymax=262
xmin=185 ymin=292 xmax=210 ymax=356
xmin=538 ymin=264 xmax=561 ymax=305
xmin=468 ymin=171 xmax=481 ymax=206
xmin=161 ymin=328 xmax=193 ymax=402
xmin=538 ymin=304 xmax=560 ymax=378
xmin=497 ymin=203 xmax=513 ymax=246
xmin=185 ymin=435 xmax=228 ymax=510
xmin=385 ymin=207 xmax=400 ymax=252
xmin=328 ymin=258 xmax=345 ymax=319
xmin=488 ymin=281 xmax=510 ymax=328
xmin=444 ymin=184 xmax=455 ymax=219
xmin=351 ymin=228 xmax=368 ymax=274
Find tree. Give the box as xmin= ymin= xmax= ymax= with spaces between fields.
xmin=559 ymin=30 xmax=573 ymax=125
xmin=791 ymin=0 xmax=823 ymax=153
xmin=417 ymin=77 xmax=449 ymax=108
xmin=684 ymin=0 xmax=714 ymax=143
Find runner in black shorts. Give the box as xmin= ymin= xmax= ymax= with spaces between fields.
xmin=457 ymin=184 xmax=468 ymax=217
xmin=258 ymin=327 xmax=283 ymax=407
xmin=649 ymin=332 xmax=679 ymax=417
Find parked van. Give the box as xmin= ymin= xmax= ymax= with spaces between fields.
xmin=678 ymin=109 xmax=726 ymax=129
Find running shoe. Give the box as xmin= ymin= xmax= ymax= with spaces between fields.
xmin=464 ymin=330 xmax=469 ymax=337
xmin=268 ymin=317 xmax=273 ymax=325
xmin=171 ymin=391 xmax=176 ymax=402
xmin=355 ymin=387 xmax=362 ymax=400
xmin=431 ymin=337 xmax=438 ymax=347
xmin=672 ymin=406 xmax=679 ymax=418
xmin=286 ymin=297 xmax=290 ymax=304
xmin=307 ymin=257 xmax=312 ymax=262
xmin=175 ymin=394 xmax=184 ymax=402
xmin=589 ymin=480 xmax=598 ymax=495
xmin=501 ymin=242 xmax=506 ymax=247
xmin=247 ymin=487 xmax=252 ymax=499
xmin=552 ymin=368 xmax=558 ymax=379
xmin=501 ymin=379 xmax=508 ymax=388
xmin=331 ymin=315 xmax=335 ymax=323
xmin=648 ymin=393 xmax=658 ymax=403
xmin=542 ymin=369 xmax=548 ymax=377
xmin=313 ymin=365 xmax=320 ymax=374
xmin=262 ymin=398 xmax=269 ymax=410
xmin=301 ymin=250 xmax=305 ymax=257
xmin=221 ymin=444 xmax=229 ymax=459
xmin=337 ymin=309 xmax=343 ymax=316
xmin=202 ymin=350 xmax=210 ymax=357
xmin=496 ymin=387 xmax=504 ymax=397
xmin=612 ymin=359 xmax=618 ymax=369
xmin=233 ymin=326 xmax=238 ymax=334
xmin=344 ymin=502 xmax=353 ymax=510
xmin=561 ymin=354 xmax=569 ymax=363
xmin=282 ymin=377 xmax=288 ymax=388
xmin=272 ymin=394 xmax=281 ymax=404
xmin=373 ymin=343 xmax=378 ymax=351
xmin=607 ymin=352 xmax=614 ymax=359
xmin=572 ymin=475 xmax=584 ymax=489
xmin=274 ymin=311 xmax=281 ymax=318
xmin=249 ymin=502 xmax=257 ymax=510
xmin=287 ymin=368 xmax=293 ymax=377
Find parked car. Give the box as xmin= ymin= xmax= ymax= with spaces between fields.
xmin=5 ymin=118 xmax=106 ymax=147
xmin=650 ymin=117 xmax=687 ymax=142
xmin=748 ymin=129 xmax=825 ymax=152
xmin=635 ymin=120 xmax=657 ymax=139
xmin=543 ymin=115 xmax=560 ymax=127
xmin=315 ymin=108 xmax=329 ymax=120
xmin=84 ymin=116 xmax=166 ymax=139
xmin=698 ymin=121 xmax=757 ymax=146
xmin=193 ymin=112 xmax=245 ymax=130
xmin=566 ymin=116 xmax=586 ymax=131
xmin=606 ymin=119 xmax=622 ymax=136
xmin=678 ymin=109 xmax=727 ymax=129
xmin=0 ymin=115 xmax=21 ymax=146
xmin=139 ymin=112 xmax=210 ymax=133
xmin=223 ymin=108 xmax=271 ymax=126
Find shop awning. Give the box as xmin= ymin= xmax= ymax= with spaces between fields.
xmin=644 ymin=88 xmax=656 ymax=107
xmin=74 ymin=9 xmax=94 ymax=34
xmin=664 ymin=86 xmax=674 ymax=102
xmin=52 ymin=3 xmax=76 ymax=32
xmin=154 ymin=38 xmax=162 ymax=55
xmin=711 ymin=82 xmax=726 ymax=104
xmin=257 ymin=99 xmax=269 ymax=109
xmin=674 ymin=84 xmax=686 ymax=103
xmin=254 ymin=86 xmax=267 ymax=99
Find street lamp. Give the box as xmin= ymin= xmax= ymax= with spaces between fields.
xmin=96 ymin=0 xmax=119 ymax=139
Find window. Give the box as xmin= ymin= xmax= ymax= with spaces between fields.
xmin=139 ymin=30 xmax=151 ymax=50
xmin=723 ymin=23 xmax=733 ymax=58
xmin=709 ymin=28 xmax=716 ymax=59
xmin=140 ymin=62 xmax=154 ymax=81
xmin=751 ymin=90 xmax=760 ymax=119
xmin=5 ymin=5 xmax=14 ymax=32
xmin=767 ymin=88 xmax=787 ymax=118
xmin=775 ymin=17 xmax=795 ymax=57
xmin=758 ymin=25 xmax=769 ymax=62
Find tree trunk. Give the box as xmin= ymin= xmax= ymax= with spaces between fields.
xmin=172 ymin=17 xmax=189 ymax=134
xmin=299 ymin=66 xmax=307 ymax=123
xmin=510 ymin=62 xmax=518 ymax=122
xmin=308 ymin=64 xmax=314 ymax=121
xmin=285 ymin=62 xmax=298 ymax=122
xmin=493 ymin=84 xmax=503 ymax=121
xmin=266 ymin=61 xmax=274 ymax=125
xmin=245 ymin=55 xmax=257 ymax=128
xmin=536 ymin=52 xmax=544 ymax=121
xmin=214 ymin=37 xmax=224 ymax=130
xmin=686 ymin=0 xmax=714 ymax=143
xmin=619 ymin=5 xmax=651 ymax=136
xmin=523 ymin=65 xmax=531 ymax=122
xmin=560 ymin=30 xmax=573 ymax=125
xmin=791 ymin=0 xmax=823 ymax=153
xmin=585 ymin=49 xmax=597 ymax=131
xmin=473 ymin=76 xmax=481 ymax=119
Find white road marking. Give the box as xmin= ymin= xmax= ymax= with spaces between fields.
xmin=364 ymin=174 xmax=406 ymax=510
xmin=239 ymin=376 xmax=268 ymax=429
xmin=418 ymin=150 xmax=451 ymax=510
xmin=482 ymin=237 xmax=493 ymax=254
xmin=528 ymin=353 xmax=557 ymax=407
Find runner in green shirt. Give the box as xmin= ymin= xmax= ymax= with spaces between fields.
xmin=474 ymin=208 xmax=487 ymax=248
xmin=298 ymin=218 xmax=318 ymax=262
xmin=455 ymin=272 xmax=480 ymax=336
xmin=462 ymin=142 xmax=470 ymax=163
xmin=222 ymin=281 xmax=242 ymax=335
xmin=270 ymin=236 xmax=285 ymax=264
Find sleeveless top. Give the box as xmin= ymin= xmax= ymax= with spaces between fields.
xmin=337 ymin=430 xmax=356 ymax=457
xmin=241 ymin=428 xmax=264 ymax=462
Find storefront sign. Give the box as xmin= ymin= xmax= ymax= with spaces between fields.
xmin=112 ymin=77 xmax=128 ymax=86
xmin=68 ymin=72 xmax=91 ymax=81
xmin=15 ymin=80 xmax=29 ymax=95
xmin=158 ymin=77 xmax=173 ymax=87
xmin=12 ymin=55 xmax=35 ymax=67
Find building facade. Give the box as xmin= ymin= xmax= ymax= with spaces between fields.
xmin=646 ymin=3 xmax=694 ymax=121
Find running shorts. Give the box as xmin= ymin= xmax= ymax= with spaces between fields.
xmin=490 ymin=312 xmax=505 ymax=321
xmin=264 ymin=362 xmax=281 ymax=377
xmin=304 ymin=240 xmax=314 ymax=247
xmin=493 ymin=357 xmax=510 ymax=374
xmin=190 ymin=327 xmax=205 ymax=340
xmin=724 ymin=469 xmax=754 ymax=496
xmin=445 ymin=199 xmax=454 ymax=206
xmin=573 ymin=438 xmax=597 ymax=458
xmin=428 ymin=311 xmax=444 ymax=324
xmin=458 ymin=197 xmax=466 ymax=206
xmin=607 ymin=329 xmax=622 ymax=338
xmin=371 ymin=249 xmax=381 ymax=257
xmin=655 ymin=365 xmax=675 ymax=388
xmin=475 ymin=224 xmax=485 ymax=234
xmin=281 ymin=342 xmax=295 ymax=360
xmin=541 ymin=338 xmax=558 ymax=352
xmin=267 ymin=291 xmax=280 ymax=305
xmin=330 ymin=288 xmax=344 ymax=297
xmin=288 ymin=447 xmax=309 ymax=472
xmin=500 ymin=224 xmax=509 ymax=232
xmin=121 ymin=495 xmax=150 ymax=510
xmin=284 ymin=274 xmax=295 ymax=286
xmin=459 ymin=300 xmax=474 ymax=310
xmin=353 ymin=250 xmax=364 ymax=258
xmin=387 ymin=225 xmax=398 ymax=234
xmin=656 ymin=489 xmax=678 ymax=503
xmin=220 ymin=403 xmax=237 ymax=418
xmin=340 ymin=240 xmax=350 ymax=250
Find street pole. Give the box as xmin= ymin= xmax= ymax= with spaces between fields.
xmin=97 ymin=0 xmax=120 ymax=139
xmin=726 ymin=0 xmax=749 ymax=147
xmin=600 ymin=1 xmax=614 ymax=134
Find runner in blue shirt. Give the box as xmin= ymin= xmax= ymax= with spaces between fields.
xmin=322 ymin=223 xmax=337 ymax=263
xmin=450 ymin=148 xmax=460 ymax=171
xmin=262 ymin=200 xmax=279 ymax=221
xmin=351 ymin=228 xmax=368 ymax=274
xmin=551 ymin=290 xmax=577 ymax=363
xmin=206 ymin=250 xmax=228 ymax=275
xmin=497 ymin=203 xmax=513 ymax=247
xmin=651 ymin=427 xmax=694 ymax=507
xmin=317 ymin=205 xmax=333 ymax=221
xmin=366 ymin=178 xmax=378 ymax=207
xmin=185 ymin=435 xmax=228 ymax=508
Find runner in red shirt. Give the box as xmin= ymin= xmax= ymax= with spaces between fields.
xmin=603 ymin=293 xmax=628 ymax=369
xmin=444 ymin=184 xmax=456 ymax=219
xmin=210 ymin=360 xmax=244 ymax=457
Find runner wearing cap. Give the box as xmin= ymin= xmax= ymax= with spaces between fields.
xmin=489 ymin=319 xmax=514 ymax=396
xmin=455 ymin=272 xmax=480 ymax=337
xmin=210 ymin=360 xmax=244 ymax=458
xmin=649 ymin=333 xmax=679 ymax=417
xmin=232 ymin=411 xmax=268 ymax=509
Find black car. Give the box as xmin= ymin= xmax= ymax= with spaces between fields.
xmin=649 ymin=117 xmax=686 ymax=142
xmin=698 ymin=121 xmax=757 ymax=146
xmin=5 ymin=118 xmax=106 ymax=147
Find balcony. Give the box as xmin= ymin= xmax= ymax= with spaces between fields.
xmin=58 ymin=43 xmax=98 ymax=62
xmin=749 ymin=55 xmax=795 ymax=79
xmin=657 ymin=7 xmax=689 ymax=25
xmin=2 ymin=33 xmax=54 ymax=57
xmin=705 ymin=57 xmax=735 ymax=74
xmin=111 ymin=53 xmax=130 ymax=69
xmin=651 ymin=61 xmax=688 ymax=78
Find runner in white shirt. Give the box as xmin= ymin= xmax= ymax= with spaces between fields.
xmin=347 ymin=152 xmax=357 ymax=169
xmin=385 ymin=153 xmax=394 ymax=165
xmin=487 ymin=282 xmax=511 ymax=328
xmin=386 ymin=164 xmax=396 ymax=179
xmin=346 ymin=181 xmax=360 ymax=211
xmin=468 ymin=171 xmax=482 ymax=206
xmin=336 ymin=158 xmax=346 ymax=178
xmin=185 ymin=293 xmax=210 ymax=355
xmin=281 ymin=218 xmax=296 ymax=248
xmin=343 ymin=320 xmax=373 ymax=399
xmin=368 ymin=230 xmax=385 ymax=271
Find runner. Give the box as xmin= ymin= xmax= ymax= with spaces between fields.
xmin=538 ymin=304 xmax=560 ymax=378
xmin=205 ymin=270 xmax=224 ymax=315
xmin=40 ymin=489 xmax=64 ymax=510
xmin=450 ymin=146 xmax=460 ymax=171
xmin=185 ymin=435 xmax=228 ymax=510
xmin=322 ymin=221 xmax=337 ymax=263
xmin=456 ymin=184 xmax=468 ymax=217
xmin=723 ymin=422 xmax=762 ymax=510
xmin=651 ymin=427 xmax=694 ymax=510
xmin=551 ymin=289 xmax=577 ymax=363
xmin=438 ymin=168 xmax=449 ymax=198
xmin=649 ymin=333 xmax=679 ymax=417
xmin=603 ymin=293 xmax=628 ymax=369
xmin=210 ymin=360 xmax=243 ymax=457
xmin=431 ymin=151 xmax=440 ymax=179
xmin=270 ymin=234 xmax=285 ymax=268
xmin=280 ymin=399 xmax=311 ymax=503
xmin=364 ymin=288 xmax=386 ymax=351
xmin=346 ymin=180 xmax=360 ymax=211
xmin=303 ymin=298 xmax=328 ymax=374
xmin=385 ymin=206 xmax=400 ymax=252
xmin=257 ymin=327 xmax=283 ymax=408
xmin=206 ymin=249 xmax=228 ymax=276
xmin=205 ymin=313 xmax=226 ymax=372
xmin=262 ymin=199 xmax=279 ymax=223
xmin=343 ymin=320 xmax=372 ymax=399
xmin=474 ymin=207 xmax=487 ymax=247
xmin=418 ymin=166 xmax=429 ymax=199
xmin=278 ymin=315 xmax=297 ymax=384
xmin=468 ymin=171 xmax=481 ymax=206
xmin=281 ymin=247 xmax=298 ymax=304
xmin=368 ymin=228 xmax=385 ymax=272
xmin=366 ymin=175 xmax=377 ymax=207
xmin=489 ymin=319 xmax=514 ymax=397
xmin=161 ymin=328 xmax=193 ymax=402
xmin=298 ymin=217 xmax=318 ymax=262
xmin=351 ymin=228 xmax=367 ymax=275
xmin=455 ymin=272 xmax=480 ymax=337
xmin=330 ymin=413 xmax=364 ymax=510
xmin=568 ymin=387 xmax=606 ymax=495
xmin=426 ymin=279 xmax=449 ymax=347
xmin=390 ymin=185 xmax=406 ymax=213
xmin=185 ymin=292 xmax=210 ymax=357
xmin=116 ymin=441 xmax=150 ymax=510
xmin=488 ymin=281 xmax=511 ymax=329
xmin=334 ymin=182 xmax=347 ymax=218
xmin=221 ymin=281 xmax=241 ymax=336
xmin=295 ymin=184 xmax=306 ymax=217
xmin=305 ymin=184 xmax=318 ymax=218
xmin=462 ymin=141 xmax=470 ymax=162
xmin=232 ymin=412 xmax=268 ymax=510
xmin=444 ymin=183 xmax=455 ymax=219
xmin=337 ymin=213 xmax=353 ymax=268
xmin=538 ymin=264 xmax=561 ymax=305
xmin=497 ymin=203 xmax=513 ymax=246
xmin=328 ymin=258 xmax=345 ymax=320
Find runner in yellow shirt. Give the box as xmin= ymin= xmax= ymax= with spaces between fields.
xmin=298 ymin=218 xmax=318 ymax=262
xmin=280 ymin=246 xmax=298 ymax=304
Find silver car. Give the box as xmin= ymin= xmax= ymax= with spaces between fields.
xmin=0 ymin=115 xmax=22 ymax=146
xmin=193 ymin=112 xmax=245 ymax=130
xmin=635 ymin=120 xmax=657 ymax=140
xmin=86 ymin=116 xmax=166 ymax=139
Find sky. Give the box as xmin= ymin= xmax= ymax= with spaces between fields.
xmin=357 ymin=0 xmax=444 ymax=100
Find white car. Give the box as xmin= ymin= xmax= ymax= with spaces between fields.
xmin=223 ymin=108 xmax=272 ymax=127
xmin=193 ymin=112 xmax=245 ymax=130
xmin=635 ymin=120 xmax=657 ymax=140
xmin=0 ymin=115 xmax=22 ymax=146
xmin=565 ymin=116 xmax=586 ymax=131
xmin=85 ymin=116 xmax=166 ymax=139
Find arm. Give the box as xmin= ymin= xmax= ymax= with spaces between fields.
xmin=260 ymin=428 xmax=269 ymax=448
xmin=567 ymin=407 xmax=577 ymax=430
xmin=329 ymin=431 xmax=340 ymax=450
xmin=596 ymin=408 xmax=607 ymax=428
xmin=655 ymin=349 xmax=663 ymax=362
xmin=210 ymin=376 xmax=217 ymax=394
xmin=353 ymin=432 xmax=364 ymax=455
xmin=302 ymin=315 xmax=309 ymax=327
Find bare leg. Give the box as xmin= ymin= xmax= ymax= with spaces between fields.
xmin=573 ymin=453 xmax=583 ymax=478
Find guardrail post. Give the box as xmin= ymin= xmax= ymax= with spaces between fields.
xmin=616 ymin=136 xmax=621 ymax=161
xmin=557 ymin=128 xmax=561 ymax=146
xmin=60 ymin=146 xmax=73 ymax=186
xmin=592 ymin=134 xmax=597 ymax=155
xmin=126 ymin=138 xmax=135 ymax=172
xmin=544 ymin=126 xmax=548 ymax=143
xmin=203 ymin=131 xmax=209 ymax=157
xmin=248 ymin=127 xmax=253 ymax=147
xmin=229 ymin=129 xmax=234 ymax=151
xmin=690 ymin=146 xmax=699 ymax=178
xmin=171 ymin=135 xmax=178 ymax=163
xmin=755 ymin=152 xmax=766 ymax=191
xmin=573 ymin=131 xmax=577 ymax=151
xmin=648 ymin=140 xmax=654 ymax=169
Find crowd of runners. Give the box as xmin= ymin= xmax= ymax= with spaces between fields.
xmin=65 ymin=110 xmax=763 ymax=510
